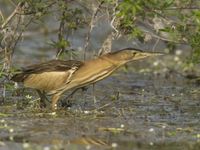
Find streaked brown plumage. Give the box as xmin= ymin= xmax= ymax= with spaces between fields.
xmin=11 ymin=48 xmax=162 ymax=110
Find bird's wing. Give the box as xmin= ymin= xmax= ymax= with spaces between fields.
xmin=22 ymin=60 xmax=83 ymax=74
xmin=11 ymin=60 xmax=83 ymax=82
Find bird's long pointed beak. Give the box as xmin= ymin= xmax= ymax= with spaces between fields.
xmin=134 ymin=51 xmax=163 ymax=60
xmin=142 ymin=51 xmax=164 ymax=57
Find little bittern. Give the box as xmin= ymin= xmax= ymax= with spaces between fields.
xmin=11 ymin=48 xmax=162 ymax=110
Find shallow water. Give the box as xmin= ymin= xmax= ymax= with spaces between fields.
xmin=0 ymin=62 xmax=200 ymax=150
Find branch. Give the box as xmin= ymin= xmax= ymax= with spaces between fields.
xmin=157 ymin=6 xmax=200 ymax=10
xmin=56 ymin=12 xmax=65 ymax=59
xmin=1 ymin=2 xmax=24 ymax=29
xmin=15 ymin=2 xmax=57 ymax=16
xmin=98 ymin=33 xmax=112 ymax=56
xmin=137 ymin=19 xmax=188 ymax=44
xmin=110 ymin=0 xmax=119 ymax=34
xmin=0 ymin=9 xmax=5 ymax=22
xmin=143 ymin=29 xmax=187 ymax=44
xmin=7 ymin=0 xmax=16 ymax=7
xmin=83 ymin=1 xmax=104 ymax=60
xmin=12 ymin=17 xmax=34 ymax=56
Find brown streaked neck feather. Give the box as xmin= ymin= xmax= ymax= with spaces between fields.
xmin=99 ymin=55 xmax=120 ymax=66
xmin=99 ymin=51 xmax=128 ymax=66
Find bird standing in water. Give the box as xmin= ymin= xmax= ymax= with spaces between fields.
xmin=11 ymin=48 xmax=162 ymax=110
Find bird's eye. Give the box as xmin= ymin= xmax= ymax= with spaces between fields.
xmin=132 ymin=52 xmax=137 ymax=57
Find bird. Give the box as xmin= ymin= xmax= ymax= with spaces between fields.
xmin=11 ymin=48 xmax=162 ymax=110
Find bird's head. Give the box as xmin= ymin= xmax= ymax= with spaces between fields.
xmin=110 ymin=48 xmax=163 ymax=64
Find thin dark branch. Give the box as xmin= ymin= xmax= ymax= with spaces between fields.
xmin=1 ymin=2 xmax=24 ymax=29
xmin=157 ymin=6 xmax=200 ymax=10
xmin=56 ymin=12 xmax=65 ymax=59
xmin=12 ymin=17 xmax=34 ymax=56
xmin=15 ymin=2 xmax=57 ymax=16
xmin=83 ymin=1 xmax=105 ymax=60
xmin=143 ymin=29 xmax=187 ymax=45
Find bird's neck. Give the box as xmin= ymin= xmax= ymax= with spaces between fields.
xmin=99 ymin=54 xmax=127 ymax=67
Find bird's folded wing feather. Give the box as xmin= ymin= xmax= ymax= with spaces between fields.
xmin=22 ymin=60 xmax=83 ymax=74
xmin=11 ymin=60 xmax=83 ymax=82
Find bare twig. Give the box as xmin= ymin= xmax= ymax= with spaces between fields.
xmin=8 ymin=0 xmax=17 ymax=7
xmin=83 ymin=1 xmax=104 ymax=60
xmin=110 ymin=16 xmax=118 ymax=33
xmin=56 ymin=12 xmax=65 ymax=59
xmin=152 ymin=38 xmax=160 ymax=51
xmin=92 ymin=101 xmax=113 ymax=111
xmin=98 ymin=0 xmax=120 ymax=56
xmin=143 ymin=29 xmax=187 ymax=44
xmin=1 ymin=10 xmax=17 ymax=29
xmin=156 ymin=6 xmax=200 ymax=11
xmin=15 ymin=2 xmax=56 ymax=16
xmin=98 ymin=33 xmax=112 ymax=56
xmin=1 ymin=2 xmax=24 ymax=29
xmin=110 ymin=0 xmax=119 ymax=35
xmin=0 ymin=10 xmax=5 ymax=22
xmin=12 ymin=17 xmax=34 ymax=55
xmin=1 ymin=2 xmax=26 ymax=72
xmin=0 ymin=48 xmax=4 ymax=53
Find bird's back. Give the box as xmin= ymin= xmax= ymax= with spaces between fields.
xmin=11 ymin=60 xmax=83 ymax=92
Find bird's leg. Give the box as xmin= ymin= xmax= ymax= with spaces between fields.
xmin=63 ymin=87 xmax=88 ymax=107
xmin=66 ymin=88 xmax=80 ymax=100
xmin=36 ymin=90 xmax=49 ymax=108
xmin=61 ymin=88 xmax=80 ymax=108
xmin=92 ymin=83 xmax=97 ymax=104
xmin=81 ymin=87 xmax=88 ymax=106
xmin=51 ymin=93 xmax=61 ymax=110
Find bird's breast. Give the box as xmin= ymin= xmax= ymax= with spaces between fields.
xmin=24 ymin=71 xmax=71 ymax=92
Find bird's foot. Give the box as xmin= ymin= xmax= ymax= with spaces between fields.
xmin=61 ymin=99 xmax=74 ymax=108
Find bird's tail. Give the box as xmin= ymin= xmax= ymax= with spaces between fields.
xmin=11 ymin=73 xmax=27 ymax=82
